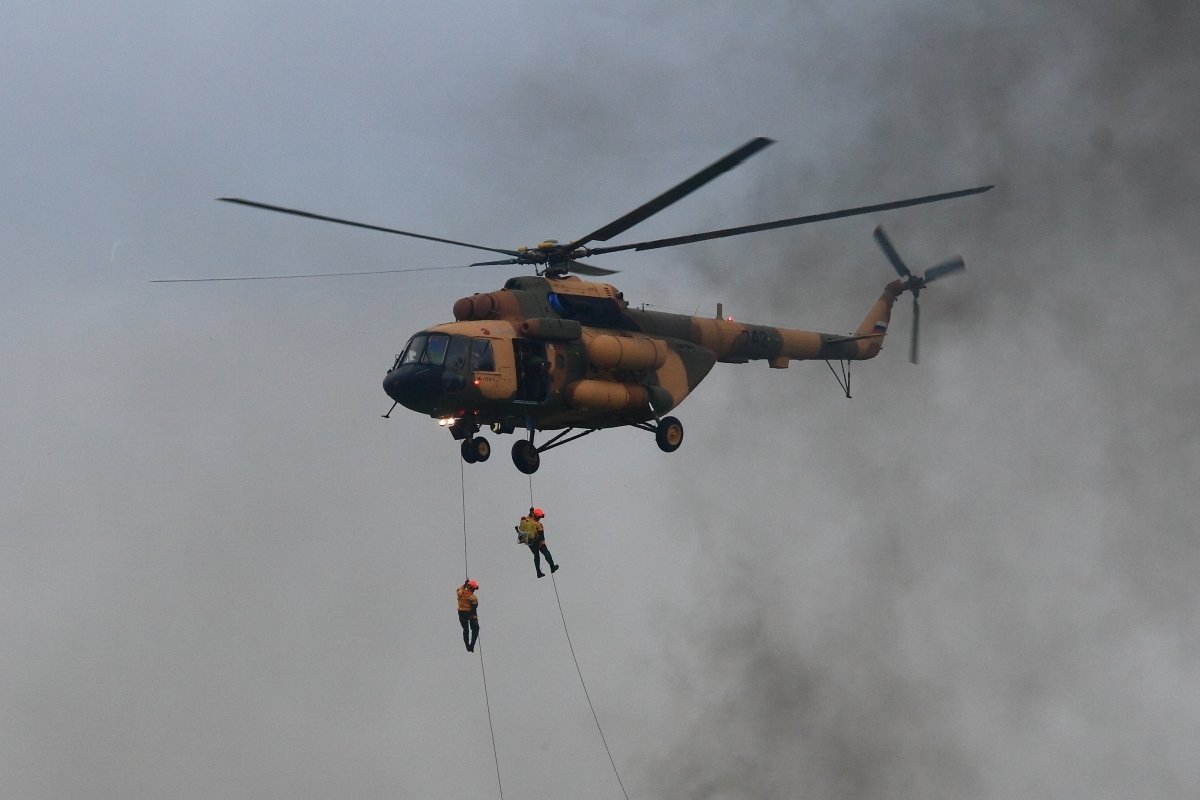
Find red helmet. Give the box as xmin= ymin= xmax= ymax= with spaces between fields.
xmin=532 ymin=508 xmax=545 ymax=519
xmin=466 ymin=579 xmax=479 ymax=589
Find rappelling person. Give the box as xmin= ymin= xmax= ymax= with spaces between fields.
xmin=457 ymin=579 xmax=480 ymax=652
xmin=516 ymin=507 xmax=558 ymax=578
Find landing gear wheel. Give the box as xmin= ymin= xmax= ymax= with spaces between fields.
xmin=655 ymin=416 xmax=684 ymax=452
xmin=511 ymin=440 xmax=541 ymax=474
xmin=461 ymin=437 xmax=490 ymax=463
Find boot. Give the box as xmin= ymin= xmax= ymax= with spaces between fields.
xmin=550 ymin=563 xmax=559 ymax=573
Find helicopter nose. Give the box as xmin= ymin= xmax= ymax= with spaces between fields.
xmin=383 ymin=363 xmax=440 ymax=409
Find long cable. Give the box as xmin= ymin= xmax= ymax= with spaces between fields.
xmin=460 ymin=457 xmax=504 ymax=800
xmin=460 ymin=457 xmax=469 ymax=579
xmin=477 ymin=640 xmax=505 ymax=800
xmin=550 ymin=572 xmax=632 ymax=800
xmin=530 ymin=473 xmax=629 ymax=797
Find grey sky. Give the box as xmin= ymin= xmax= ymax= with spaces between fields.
xmin=3 ymin=1 xmax=1198 ymax=798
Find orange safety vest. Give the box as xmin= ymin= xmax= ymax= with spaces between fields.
xmin=457 ymin=586 xmax=478 ymax=613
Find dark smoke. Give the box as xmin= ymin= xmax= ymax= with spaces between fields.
xmin=633 ymin=2 xmax=1200 ymax=798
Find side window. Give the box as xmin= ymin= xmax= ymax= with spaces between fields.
xmin=471 ymin=338 xmax=496 ymax=371
xmin=445 ymin=335 xmax=470 ymax=371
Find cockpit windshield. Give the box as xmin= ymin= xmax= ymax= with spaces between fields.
xmin=399 ymin=333 xmax=451 ymax=366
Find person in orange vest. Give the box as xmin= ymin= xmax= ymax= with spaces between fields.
xmin=457 ymin=579 xmax=479 ymax=652
xmin=516 ymin=507 xmax=558 ymax=578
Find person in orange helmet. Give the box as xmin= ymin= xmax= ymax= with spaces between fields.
xmin=457 ymin=579 xmax=479 ymax=652
xmin=516 ymin=507 xmax=558 ymax=578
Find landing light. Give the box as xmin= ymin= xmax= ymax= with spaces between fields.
xmin=438 ymin=416 xmax=458 ymax=427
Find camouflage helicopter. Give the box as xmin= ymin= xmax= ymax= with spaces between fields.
xmin=197 ymin=139 xmax=990 ymax=473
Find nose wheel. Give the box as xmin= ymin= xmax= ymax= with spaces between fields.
xmin=460 ymin=436 xmax=491 ymax=464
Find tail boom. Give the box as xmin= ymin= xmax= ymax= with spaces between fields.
xmin=683 ymin=283 xmax=901 ymax=367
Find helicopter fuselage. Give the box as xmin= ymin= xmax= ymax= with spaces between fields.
xmin=382 ymin=274 xmax=898 ymax=442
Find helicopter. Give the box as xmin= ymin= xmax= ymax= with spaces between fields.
xmin=179 ymin=138 xmax=990 ymax=473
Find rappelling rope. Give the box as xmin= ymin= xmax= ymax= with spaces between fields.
xmin=549 ymin=571 xmax=631 ymax=800
xmin=460 ymin=457 xmax=504 ymax=800
xmin=530 ymin=475 xmax=629 ymax=797
xmin=461 ymin=458 xmax=470 ymax=579
xmin=528 ymin=468 xmax=630 ymax=799
xmin=477 ymin=640 xmax=504 ymax=800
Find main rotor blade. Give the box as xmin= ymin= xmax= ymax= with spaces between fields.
xmin=564 ymin=259 xmax=619 ymax=276
xmin=873 ymin=225 xmax=911 ymax=278
xmin=565 ymin=137 xmax=775 ymax=251
xmin=150 ymin=262 xmax=491 ymax=282
xmin=466 ymin=257 xmax=618 ymax=276
xmin=923 ymin=256 xmax=965 ymax=283
xmin=586 ymin=184 xmax=994 ymax=256
xmin=219 ymin=198 xmax=521 ymax=258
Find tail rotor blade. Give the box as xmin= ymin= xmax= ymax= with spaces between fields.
xmin=873 ymin=225 xmax=911 ymax=278
xmin=910 ymin=294 xmax=921 ymax=364
xmin=924 ymin=255 xmax=965 ymax=283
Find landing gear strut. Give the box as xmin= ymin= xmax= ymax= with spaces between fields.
xmin=510 ymin=427 xmax=599 ymax=474
xmin=633 ymin=414 xmax=685 ymax=453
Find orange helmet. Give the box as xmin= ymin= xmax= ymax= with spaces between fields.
xmin=466 ymin=579 xmax=479 ymax=589
xmin=532 ymin=508 xmax=545 ymax=519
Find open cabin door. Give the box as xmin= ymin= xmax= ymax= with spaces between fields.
xmin=513 ymin=338 xmax=549 ymax=404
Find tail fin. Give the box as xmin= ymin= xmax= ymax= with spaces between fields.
xmin=848 ymin=281 xmax=904 ymax=360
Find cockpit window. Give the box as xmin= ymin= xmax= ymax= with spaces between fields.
xmin=471 ymin=338 xmax=496 ymax=371
xmin=399 ymin=334 xmax=427 ymax=365
xmin=422 ymin=333 xmax=450 ymax=366
xmin=398 ymin=333 xmax=451 ymax=366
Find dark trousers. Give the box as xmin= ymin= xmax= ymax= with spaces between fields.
xmin=458 ymin=611 xmax=478 ymax=648
xmin=528 ymin=542 xmax=556 ymax=574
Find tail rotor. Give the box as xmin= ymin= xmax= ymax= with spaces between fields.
xmin=873 ymin=226 xmax=966 ymax=364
